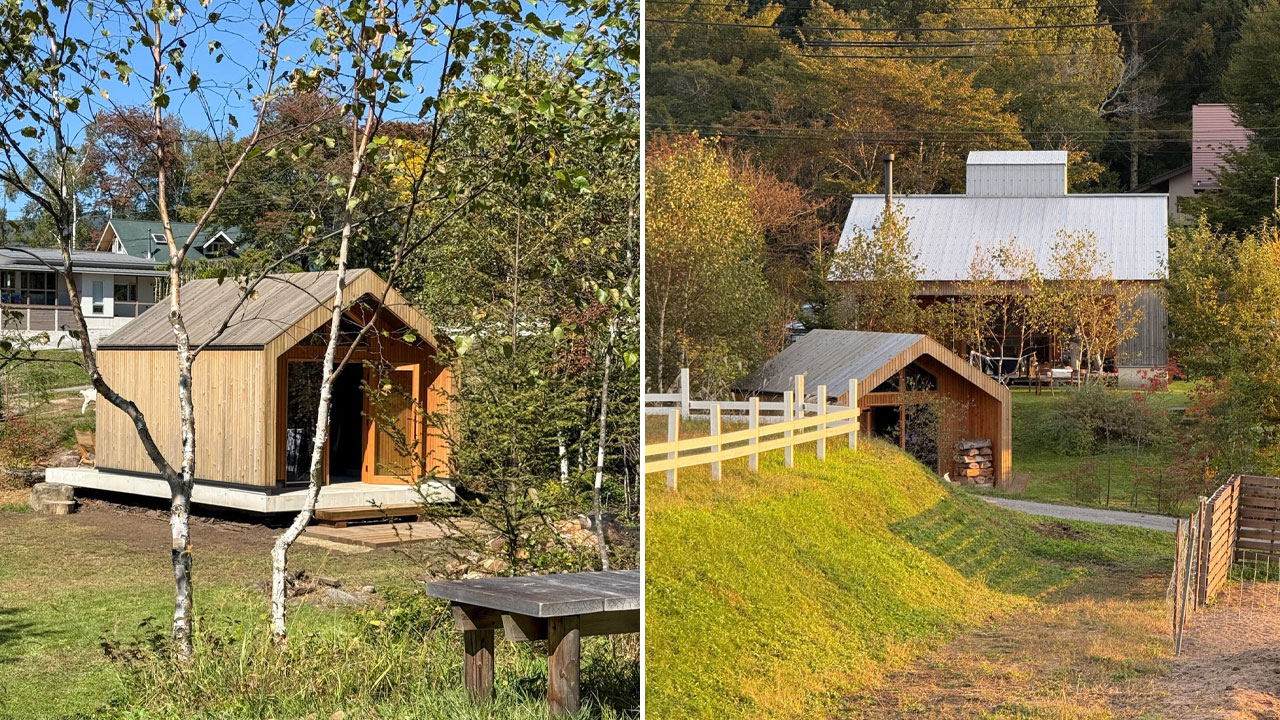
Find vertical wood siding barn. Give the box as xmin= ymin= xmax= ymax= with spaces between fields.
xmin=736 ymin=330 xmax=1012 ymax=484
xmin=95 ymin=269 xmax=451 ymax=489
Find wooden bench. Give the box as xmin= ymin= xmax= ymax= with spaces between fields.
xmin=426 ymin=569 xmax=640 ymax=717
xmin=312 ymin=503 xmax=422 ymax=527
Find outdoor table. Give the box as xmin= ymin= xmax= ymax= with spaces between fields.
xmin=426 ymin=569 xmax=641 ymax=717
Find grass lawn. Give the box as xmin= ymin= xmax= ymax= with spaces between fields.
xmin=0 ymin=502 xmax=637 ymax=720
xmin=1 ymin=349 xmax=91 ymax=391
xmin=644 ymin=438 xmax=1172 ymax=719
xmin=984 ymin=381 xmax=1194 ymax=515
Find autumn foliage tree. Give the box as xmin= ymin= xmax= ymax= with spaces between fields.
xmin=645 ymin=136 xmax=773 ymax=394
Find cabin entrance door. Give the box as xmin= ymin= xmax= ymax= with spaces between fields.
xmin=361 ymin=363 xmax=422 ymax=485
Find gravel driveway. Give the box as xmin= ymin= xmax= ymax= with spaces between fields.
xmin=980 ymin=496 xmax=1177 ymax=532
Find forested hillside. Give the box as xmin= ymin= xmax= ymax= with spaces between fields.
xmin=645 ymin=0 xmax=1280 ymax=395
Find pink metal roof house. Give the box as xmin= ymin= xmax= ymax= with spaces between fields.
xmin=1192 ymin=104 xmax=1251 ymax=191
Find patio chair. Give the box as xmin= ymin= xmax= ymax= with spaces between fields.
xmin=74 ymin=429 xmax=95 ymax=466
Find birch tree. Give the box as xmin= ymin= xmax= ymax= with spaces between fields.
xmin=0 ymin=0 xmax=297 ymax=660
xmin=268 ymin=0 xmax=639 ymax=642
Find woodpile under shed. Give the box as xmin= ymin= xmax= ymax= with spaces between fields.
xmin=954 ymin=439 xmax=994 ymax=487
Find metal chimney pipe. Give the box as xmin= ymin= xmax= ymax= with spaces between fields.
xmin=883 ymin=153 xmax=894 ymax=207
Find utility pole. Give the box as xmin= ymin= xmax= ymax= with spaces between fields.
xmin=883 ymin=153 xmax=894 ymax=208
xmin=1273 ymin=176 xmax=1278 ymax=210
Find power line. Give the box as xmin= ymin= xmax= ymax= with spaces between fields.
xmin=645 ymin=17 xmax=1161 ymax=31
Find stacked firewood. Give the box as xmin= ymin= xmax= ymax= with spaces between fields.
xmin=953 ymin=439 xmax=994 ymax=487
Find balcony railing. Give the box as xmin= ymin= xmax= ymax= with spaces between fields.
xmin=0 ymin=302 xmax=155 ymax=331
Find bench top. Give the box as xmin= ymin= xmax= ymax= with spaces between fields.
xmin=426 ymin=569 xmax=640 ymax=618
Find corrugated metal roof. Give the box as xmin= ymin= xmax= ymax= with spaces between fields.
xmin=100 ymin=269 xmax=373 ymax=348
xmin=966 ymin=150 xmax=1068 ymax=165
xmin=0 ymin=247 xmax=168 ymax=276
xmin=736 ymin=329 xmax=924 ymax=396
xmin=838 ymin=194 xmax=1168 ymax=281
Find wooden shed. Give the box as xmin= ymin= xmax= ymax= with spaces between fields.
xmin=94 ymin=269 xmax=452 ymax=493
xmin=736 ymin=330 xmax=1012 ymax=485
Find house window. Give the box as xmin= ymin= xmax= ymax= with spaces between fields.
xmin=0 ymin=270 xmax=15 ymax=303
xmin=13 ymin=271 xmax=56 ymax=305
xmin=114 ymin=281 xmax=138 ymax=302
xmin=92 ymin=280 xmax=105 ymax=314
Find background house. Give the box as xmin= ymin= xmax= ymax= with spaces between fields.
xmin=95 ymin=218 xmax=241 ymax=262
xmin=1131 ymin=104 xmax=1251 ymax=223
xmin=0 ymin=247 xmax=166 ymax=347
xmin=839 ymin=150 xmax=1169 ymax=388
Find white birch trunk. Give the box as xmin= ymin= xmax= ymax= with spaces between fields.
xmin=592 ymin=318 xmax=616 ymax=571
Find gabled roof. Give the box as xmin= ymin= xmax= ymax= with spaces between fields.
xmin=735 ymin=329 xmax=1008 ymax=401
xmin=99 ymin=269 xmax=439 ymax=351
xmin=99 ymin=219 xmax=241 ymax=262
xmin=0 ymin=247 xmax=168 ymax=276
xmin=839 ymin=194 xmax=1168 ymax=281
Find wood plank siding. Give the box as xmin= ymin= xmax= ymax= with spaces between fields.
xmin=97 ymin=349 xmax=271 ymax=485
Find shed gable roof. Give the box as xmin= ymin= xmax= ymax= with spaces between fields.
xmin=98 ymin=269 xmax=438 ymax=351
xmin=735 ymin=329 xmax=1008 ymax=402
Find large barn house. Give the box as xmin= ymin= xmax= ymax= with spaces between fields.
xmin=838 ymin=150 xmax=1169 ymax=388
xmin=47 ymin=269 xmax=455 ymax=513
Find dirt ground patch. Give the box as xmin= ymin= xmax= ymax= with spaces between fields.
xmin=1150 ymin=583 xmax=1280 ymax=719
xmin=843 ymin=571 xmax=1172 ymax=719
xmin=1035 ymin=520 xmax=1089 ymax=541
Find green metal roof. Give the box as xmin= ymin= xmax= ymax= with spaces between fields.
xmin=105 ymin=219 xmax=241 ymax=263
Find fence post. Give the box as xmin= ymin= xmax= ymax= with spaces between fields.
xmin=710 ymin=404 xmax=722 ymax=481
xmin=783 ymin=390 xmax=794 ymax=468
xmin=816 ymin=385 xmax=827 ymax=461
xmin=1176 ymin=511 xmax=1196 ymax=654
xmin=794 ymin=374 xmax=805 ymax=423
xmin=1171 ymin=517 xmax=1183 ymax=638
xmin=666 ymin=412 xmax=679 ymax=491
xmin=679 ymin=368 xmax=690 ymax=419
xmin=748 ymin=397 xmax=759 ymax=472
xmin=848 ymin=378 xmax=858 ymax=451
xmin=1192 ymin=491 xmax=1203 ymax=604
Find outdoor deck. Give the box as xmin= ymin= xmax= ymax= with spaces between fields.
xmin=44 ymin=467 xmax=454 ymax=513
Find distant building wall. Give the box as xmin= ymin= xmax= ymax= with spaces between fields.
xmin=1193 ymin=104 xmax=1251 ymax=191
xmin=966 ymin=160 xmax=1068 ymax=196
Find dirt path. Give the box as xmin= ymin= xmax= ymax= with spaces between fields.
xmin=844 ymin=570 xmax=1172 ymax=719
xmin=1148 ymin=584 xmax=1280 ymax=719
xmin=981 ymin=496 xmax=1177 ymax=532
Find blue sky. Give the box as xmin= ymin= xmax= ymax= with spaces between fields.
xmin=4 ymin=0 xmax=598 ymax=215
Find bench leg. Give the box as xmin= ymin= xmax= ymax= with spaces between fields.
xmin=464 ymin=628 xmax=494 ymax=702
xmin=547 ymin=616 xmax=581 ymax=717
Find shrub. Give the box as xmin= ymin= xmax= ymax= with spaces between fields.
xmin=1046 ymin=385 xmax=1170 ymax=456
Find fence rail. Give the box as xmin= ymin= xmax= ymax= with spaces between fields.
xmin=644 ymin=369 xmax=860 ymax=490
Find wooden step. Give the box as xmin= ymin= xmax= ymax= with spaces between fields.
xmin=313 ymin=503 xmax=423 ymax=528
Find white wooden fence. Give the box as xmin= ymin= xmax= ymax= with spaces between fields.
xmin=644 ymin=369 xmax=860 ymax=490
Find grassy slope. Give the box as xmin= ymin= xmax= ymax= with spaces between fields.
xmin=644 ymin=440 xmax=1171 ymax=719
xmin=990 ymin=382 xmax=1193 ymax=514
xmin=0 ymin=508 xmax=635 ymax=720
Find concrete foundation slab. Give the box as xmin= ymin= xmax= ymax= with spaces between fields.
xmin=45 ymin=467 xmax=455 ymax=514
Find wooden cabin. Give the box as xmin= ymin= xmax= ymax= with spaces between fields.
xmin=92 ymin=269 xmax=452 ymax=496
xmin=736 ymin=330 xmax=1012 ymax=485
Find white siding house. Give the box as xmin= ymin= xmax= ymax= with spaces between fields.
xmin=0 ymin=248 xmax=166 ymax=347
